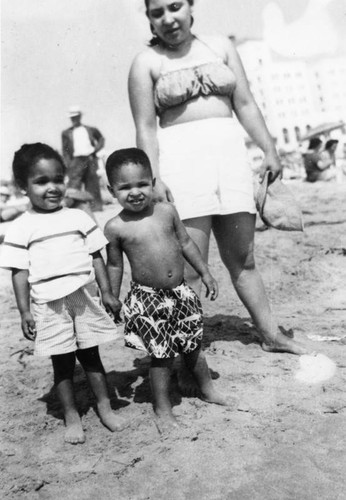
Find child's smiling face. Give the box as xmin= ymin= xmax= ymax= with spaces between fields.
xmin=26 ymin=158 xmax=66 ymax=213
xmin=109 ymin=162 xmax=155 ymax=213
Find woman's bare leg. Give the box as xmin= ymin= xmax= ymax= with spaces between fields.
xmin=212 ymin=213 xmax=306 ymax=354
xmin=183 ymin=216 xmax=212 ymax=295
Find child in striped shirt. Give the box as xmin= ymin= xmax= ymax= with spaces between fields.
xmin=0 ymin=143 xmax=124 ymax=444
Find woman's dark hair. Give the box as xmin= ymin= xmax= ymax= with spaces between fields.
xmin=144 ymin=0 xmax=194 ymax=12
xmin=325 ymin=139 xmax=339 ymax=150
xmin=12 ymin=143 xmax=66 ymax=190
xmin=308 ymin=138 xmax=322 ymax=150
xmin=105 ymin=148 xmax=153 ymax=184
xmin=144 ymin=0 xmax=194 ymax=46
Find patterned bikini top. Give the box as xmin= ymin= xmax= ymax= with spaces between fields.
xmin=154 ymin=37 xmax=236 ymax=116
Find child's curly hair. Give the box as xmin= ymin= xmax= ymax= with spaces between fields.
xmin=12 ymin=143 xmax=65 ymax=190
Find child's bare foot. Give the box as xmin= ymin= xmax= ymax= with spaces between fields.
xmin=154 ymin=408 xmax=179 ymax=434
xmin=97 ymin=402 xmax=127 ymax=432
xmin=261 ymin=331 xmax=307 ymax=355
xmin=64 ymin=413 xmax=85 ymax=444
xmin=201 ymin=387 xmax=237 ymax=407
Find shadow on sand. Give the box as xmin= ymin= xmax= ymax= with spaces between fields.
xmin=38 ymin=314 xmax=293 ymax=417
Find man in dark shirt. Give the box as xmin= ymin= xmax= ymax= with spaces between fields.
xmin=62 ymin=106 xmax=104 ymax=211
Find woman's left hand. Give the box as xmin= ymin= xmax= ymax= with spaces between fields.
xmin=258 ymin=150 xmax=283 ymax=183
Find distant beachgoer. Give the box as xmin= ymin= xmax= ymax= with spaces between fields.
xmin=0 ymin=185 xmax=29 ymax=223
xmin=303 ymin=138 xmax=335 ymax=182
xmin=336 ymin=141 xmax=346 ymax=181
xmin=0 ymin=143 xmax=124 ymax=444
xmin=104 ymin=148 xmax=231 ymax=430
xmin=320 ymin=139 xmax=338 ymax=172
xmin=62 ymin=106 xmax=104 ymax=211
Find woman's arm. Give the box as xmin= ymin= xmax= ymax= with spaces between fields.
xmin=128 ymin=52 xmax=159 ymax=173
xmin=128 ymin=51 xmax=174 ymax=201
xmin=226 ymin=38 xmax=282 ymax=181
xmin=12 ymin=268 xmax=36 ymax=340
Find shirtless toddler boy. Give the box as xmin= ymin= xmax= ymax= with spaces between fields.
xmin=104 ymin=148 xmax=229 ymax=428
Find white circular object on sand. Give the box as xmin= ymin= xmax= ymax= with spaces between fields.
xmin=295 ymin=354 xmax=337 ymax=384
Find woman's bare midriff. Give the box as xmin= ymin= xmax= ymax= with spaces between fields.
xmin=159 ymin=95 xmax=234 ymax=128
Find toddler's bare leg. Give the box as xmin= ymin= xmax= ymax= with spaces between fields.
xmin=150 ymin=358 xmax=179 ymax=431
xmin=76 ymin=347 xmax=126 ymax=432
xmin=183 ymin=349 xmax=232 ymax=406
xmin=52 ymin=353 xmax=85 ymax=444
xmin=172 ymin=355 xmax=200 ymax=397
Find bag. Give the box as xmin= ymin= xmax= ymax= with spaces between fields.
xmin=254 ymin=172 xmax=304 ymax=231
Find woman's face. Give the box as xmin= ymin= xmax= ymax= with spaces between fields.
xmin=147 ymin=0 xmax=193 ymax=47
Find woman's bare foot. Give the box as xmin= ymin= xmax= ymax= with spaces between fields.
xmin=64 ymin=413 xmax=85 ymax=444
xmin=261 ymin=331 xmax=307 ymax=355
xmin=97 ymin=402 xmax=127 ymax=432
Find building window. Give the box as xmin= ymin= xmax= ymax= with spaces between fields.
xmin=294 ymin=126 xmax=301 ymax=141
xmin=282 ymin=128 xmax=290 ymax=144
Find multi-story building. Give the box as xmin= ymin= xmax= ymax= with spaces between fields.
xmin=237 ymin=39 xmax=346 ymax=151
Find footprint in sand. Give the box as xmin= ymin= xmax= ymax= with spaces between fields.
xmin=295 ymin=354 xmax=337 ymax=384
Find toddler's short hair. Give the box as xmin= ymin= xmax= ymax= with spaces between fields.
xmin=106 ymin=148 xmax=153 ymax=184
xmin=12 ymin=143 xmax=65 ymax=190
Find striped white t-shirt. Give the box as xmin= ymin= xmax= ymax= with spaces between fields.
xmin=0 ymin=207 xmax=108 ymax=303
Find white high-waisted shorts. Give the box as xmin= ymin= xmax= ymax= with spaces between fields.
xmin=158 ymin=117 xmax=256 ymax=220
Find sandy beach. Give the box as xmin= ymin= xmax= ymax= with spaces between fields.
xmin=1 ymin=179 xmax=346 ymax=500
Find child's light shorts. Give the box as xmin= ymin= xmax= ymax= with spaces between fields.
xmin=32 ymin=281 xmax=118 ymax=356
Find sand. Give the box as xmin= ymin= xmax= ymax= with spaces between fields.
xmin=1 ymin=180 xmax=346 ymax=500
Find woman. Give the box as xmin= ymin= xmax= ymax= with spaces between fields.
xmin=128 ymin=0 xmax=305 ymax=355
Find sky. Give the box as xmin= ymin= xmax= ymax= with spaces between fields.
xmin=1 ymin=0 xmax=346 ymax=179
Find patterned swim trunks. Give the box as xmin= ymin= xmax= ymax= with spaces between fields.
xmin=122 ymin=281 xmax=203 ymax=358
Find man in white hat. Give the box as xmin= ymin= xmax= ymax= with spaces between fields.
xmin=62 ymin=106 xmax=104 ymax=211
